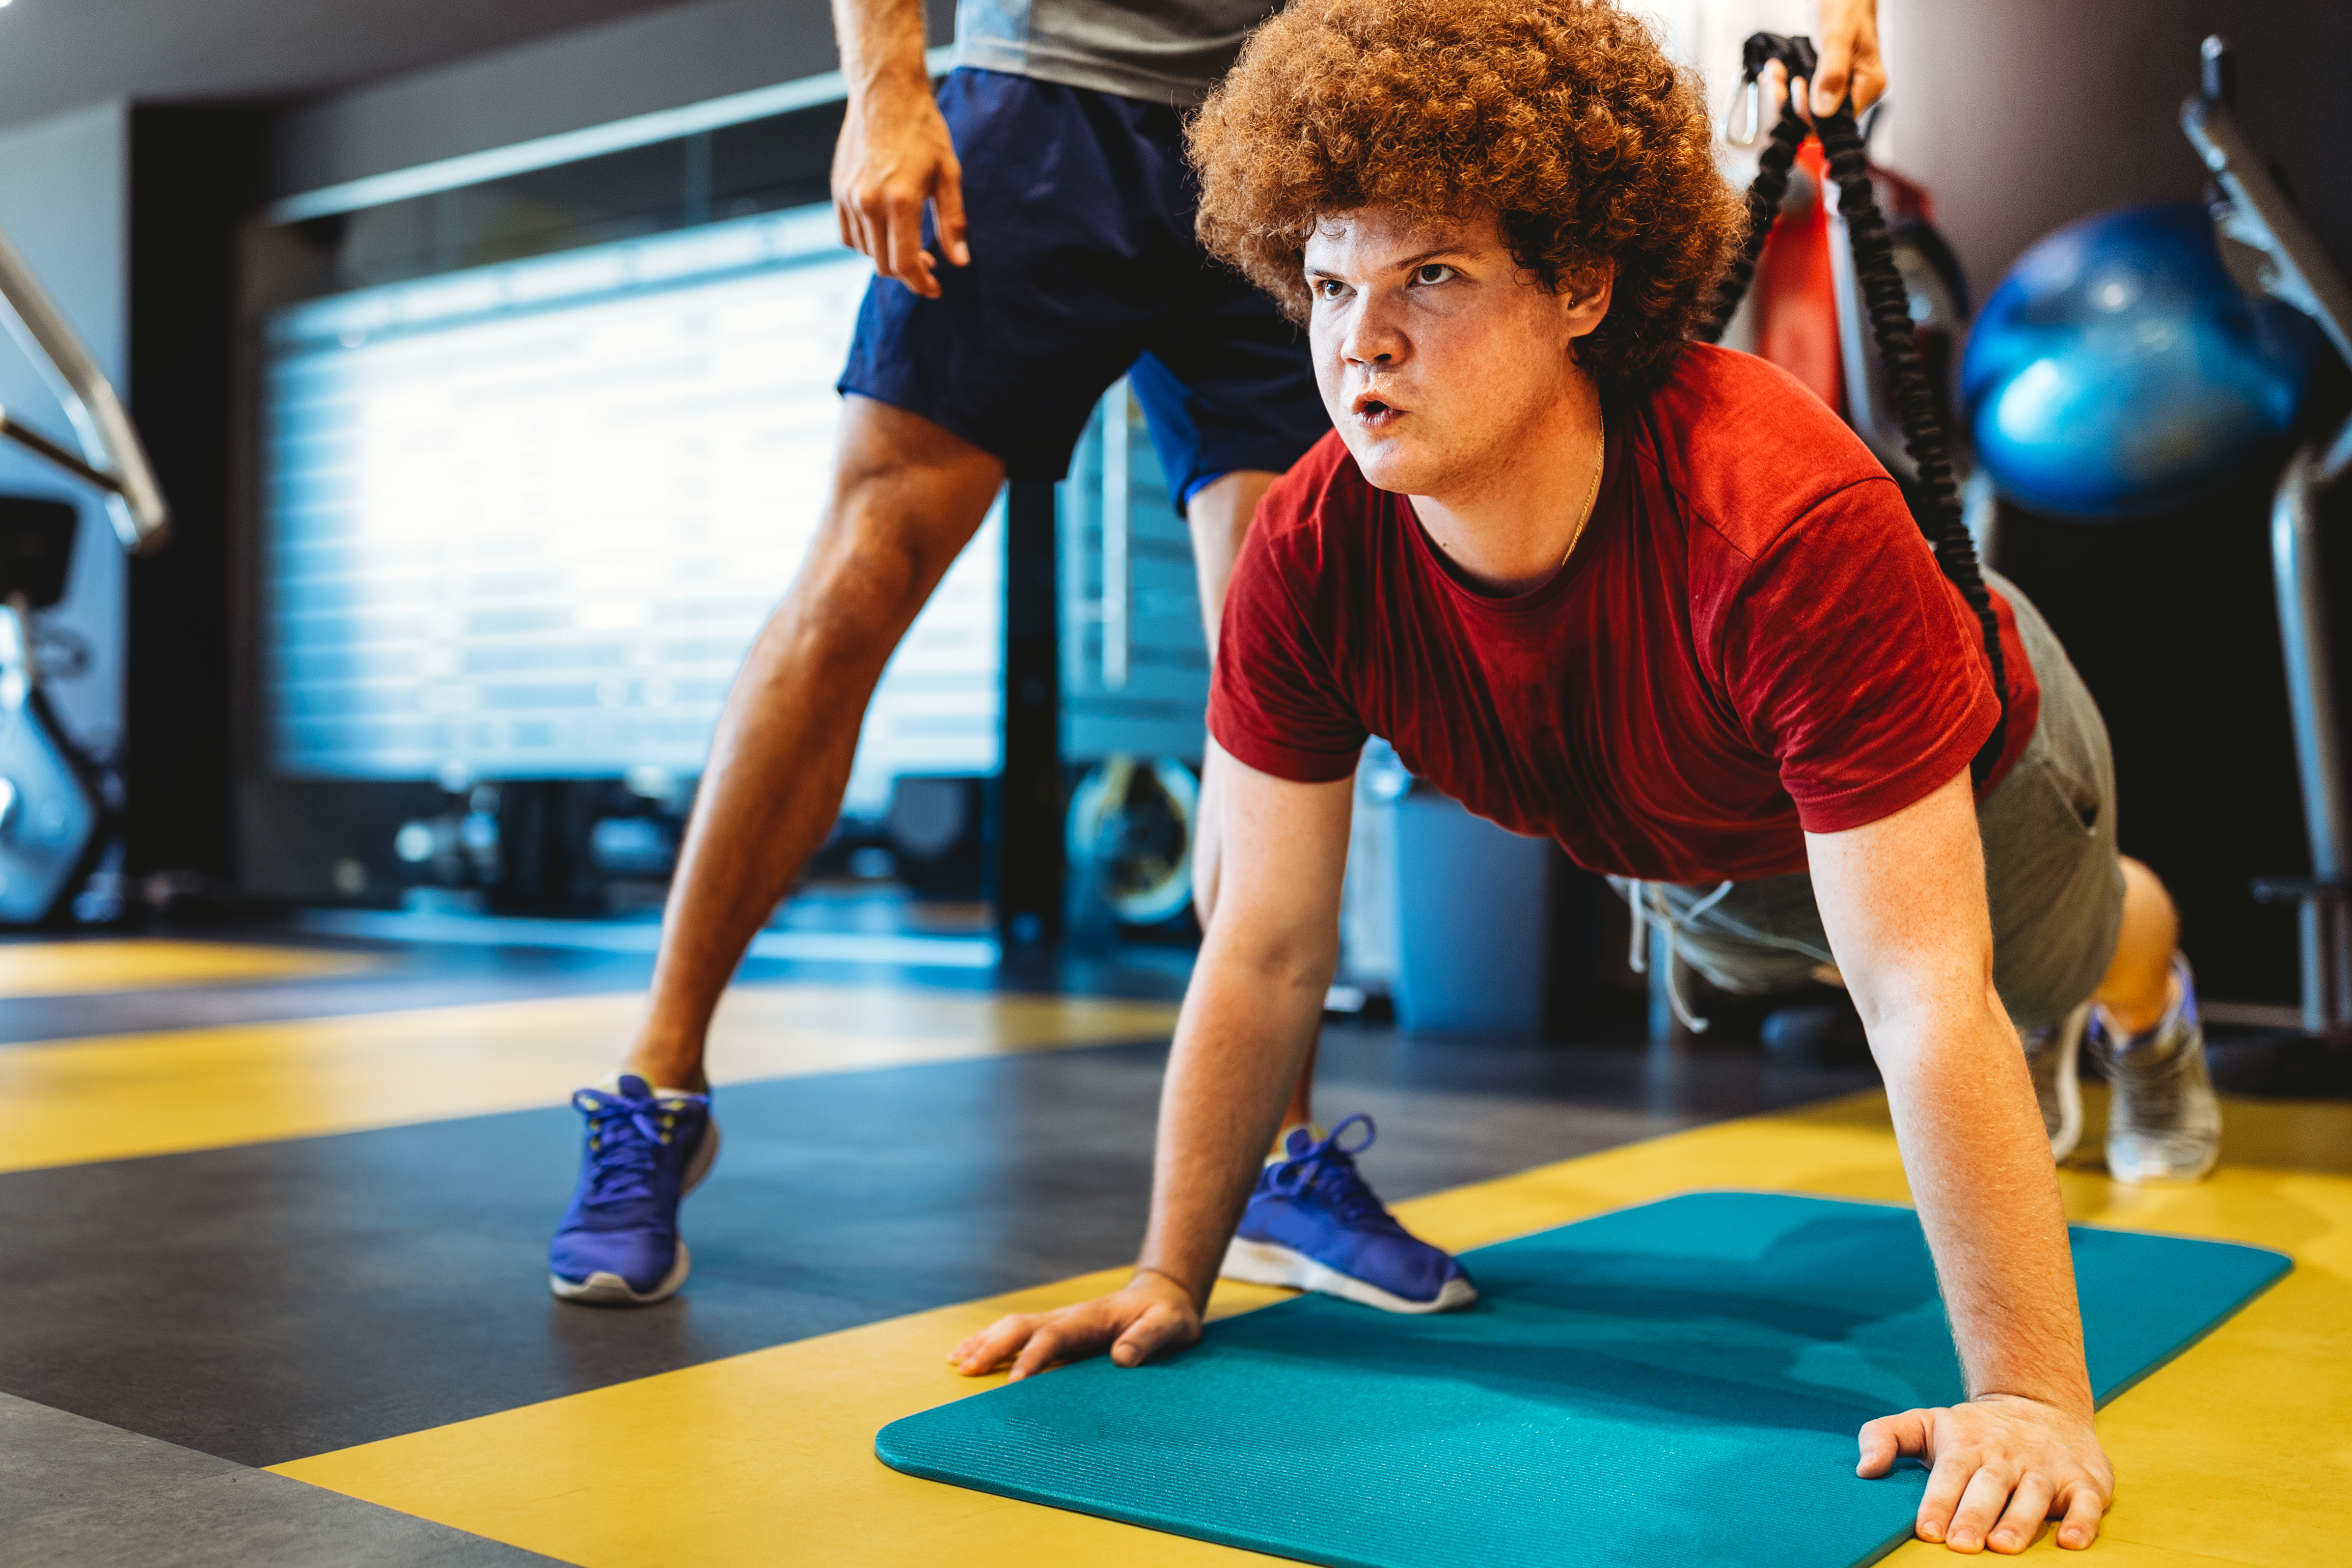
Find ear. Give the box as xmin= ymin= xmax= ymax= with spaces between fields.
xmin=1563 ymin=261 xmax=1615 ymax=341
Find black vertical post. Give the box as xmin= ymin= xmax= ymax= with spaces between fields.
xmin=125 ymin=107 xmax=270 ymax=888
xmin=994 ymin=480 xmax=1062 ymax=947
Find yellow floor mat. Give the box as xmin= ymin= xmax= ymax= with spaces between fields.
xmin=0 ymin=938 xmax=369 ymax=998
xmin=271 ymin=1086 xmax=2352 ymax=1567
xmin=0 ymin=984 xmax=1179 ymax=1173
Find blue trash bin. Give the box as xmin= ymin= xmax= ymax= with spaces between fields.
xmin=1389 ymin=786 xmax=1553 ymax=1034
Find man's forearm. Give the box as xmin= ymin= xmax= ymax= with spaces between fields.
xmin=1881 ymin=1009 xmax=2095 ymax=1419
xmin=1137 ymin=935 xmax=1334 ymax=1300
xmin=831 ymin=0 xmax=930 ymax=100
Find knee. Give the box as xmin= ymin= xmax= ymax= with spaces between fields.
xmin=798 ymin=492 xmax=959 ymax=650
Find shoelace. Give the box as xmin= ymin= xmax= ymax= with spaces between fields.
xmin=2102 ymin=1027 xmax=2200 ymax=1127
xmin=1264 ymin=1114 xmax=1407 ymax=1234
xmin=2094 ymin=978 xmax=2201 ymax=1129
xmin=571 ymin=1086 xmax=697 ymax=1210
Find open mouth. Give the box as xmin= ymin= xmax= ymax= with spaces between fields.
xmin=1350 ymin=392 xmax=1403 ymax=426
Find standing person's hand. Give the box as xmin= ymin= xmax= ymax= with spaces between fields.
xmin=1807 ymin=0 xmax=1885 ymax=116
xmin=832 ymin=79 xmax=969 ymax=298
xmin=1756 ymin=0 xmax=1886 ymax=126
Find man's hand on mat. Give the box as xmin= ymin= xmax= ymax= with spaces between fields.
xmin=1858 ymin=1395 xmax=2113 ymax=1553
xmin=949 ymin=1271 xmax=1202 ymax=1382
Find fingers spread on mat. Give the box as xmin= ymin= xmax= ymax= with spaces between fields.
xmin=1857 ymin=1398 xmax=2111 ymax=1554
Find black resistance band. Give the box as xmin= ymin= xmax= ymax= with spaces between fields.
xmin=1695 ymin=34 xmax=2010 ymax=785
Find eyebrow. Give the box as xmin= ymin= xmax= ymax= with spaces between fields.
xmin=1303 ymin=245 xmax=1472 ymax=281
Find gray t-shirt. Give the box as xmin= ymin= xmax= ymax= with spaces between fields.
xmin=954 ymin=0 xmax=1279 ymax=106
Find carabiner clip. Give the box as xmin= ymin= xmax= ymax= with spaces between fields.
xmin=1722 ymin=75 xmax=1763 ymax=148
xmin=1723 ymin=32 xmax=1818 ymax=148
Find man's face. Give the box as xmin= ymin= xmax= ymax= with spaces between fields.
xmin=1303 ymin=207 xmax=1608 ymax=501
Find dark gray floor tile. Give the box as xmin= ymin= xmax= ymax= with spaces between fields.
xmin=0 ymin=1392 xmax=562 ymax=1568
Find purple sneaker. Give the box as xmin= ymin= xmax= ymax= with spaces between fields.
xmin=1220 ymin=1114 xmax=1476 ymax=1314
xmin=548 ymin=1074 xmax=719 ymax=1305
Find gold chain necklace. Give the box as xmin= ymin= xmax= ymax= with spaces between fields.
xmin=1559 ymin=416 xmax=1608 ymax=568
xmin=1428 ymin=416 xmax=1607 ymax=572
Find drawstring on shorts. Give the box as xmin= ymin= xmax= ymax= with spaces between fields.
xmin=1625 ymin=878 xmax=1734 ymax=1034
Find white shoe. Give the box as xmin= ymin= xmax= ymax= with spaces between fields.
xmin=2089 ymin=956 xmax=2221 ymax=1184
xmin=2022 ymin=1004 xmax=2088 ymax=1163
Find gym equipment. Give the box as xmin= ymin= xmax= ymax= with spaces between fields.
xmin=1701 ymin=34 xmax=2004 ymax=788
xmin=0 ymin=223 xmax=171 ymax=923
xmin=1065 ymin=753 xmax=1197 ymax=928
xmin=0 ymin=498 xmax=106 ymax=922
xmin=878 ymin=1191 xmax=2288 ymax=1568
xmin=1960 ymin=203 xmax=2317 ymax=519
xmin=1669 ymin=37 xmax=2001 ymax=1042
xmin=0 ymin=228 xmax=168 ymax=552
xmin=2181 ymin=38 xmax=2352 ymax=1035
xmin=1722 ymin=68 xmax=1972 ymax=486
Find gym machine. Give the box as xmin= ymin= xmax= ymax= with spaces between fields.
xmin=0 ymin=223 xmax=170 ymax=922
xmin=2187 ymin=37 xmax=2352 ymax=1039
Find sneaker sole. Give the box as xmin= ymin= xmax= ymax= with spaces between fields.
xmin=548 ymin=1114 xmax=722 ymax=1307
xmin=550 ymin=1240 xmax=692 ymax=1306
xmin=2106 ymin=1144 xmax=2221 ymax=1185
xmin=1219 ymin=1237 xmax=1478 ymax=1315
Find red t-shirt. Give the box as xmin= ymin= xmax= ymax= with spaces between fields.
xmin=1208 ymin=343 xmax=2040 ymax=883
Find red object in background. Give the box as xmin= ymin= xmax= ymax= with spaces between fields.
xmin=1750 ymin=140 xmax=1944 ymax=422
xmin=1752 ymin=139 xmax=1842 ymax=412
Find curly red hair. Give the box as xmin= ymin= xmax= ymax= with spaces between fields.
xmin=1189 ymin=0 xmax=1745 ymax=390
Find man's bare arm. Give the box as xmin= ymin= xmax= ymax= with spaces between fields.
xmin=1809 ymin=769 xmax=2113 ymax=1555
xmin=830 ymin=0 xmax=967 ymax=296
xmin=951 ymin=757 xmax=1354 ymax=1379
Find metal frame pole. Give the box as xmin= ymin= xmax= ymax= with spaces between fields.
xmin=2187 ymin=38 xmax=2352 ymax=1033
xmin=0 ymin=226 xmax=171 ymax=550
xmin=2270 ymin=451 xmax=2346 ymax=1028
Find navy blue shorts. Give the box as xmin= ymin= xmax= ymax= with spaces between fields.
xmin=837 ymin=69 xmax=1329 ymax=510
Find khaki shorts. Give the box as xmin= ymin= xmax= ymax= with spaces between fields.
xmin=1613 ymin=571 xmax=2124 ymax=1031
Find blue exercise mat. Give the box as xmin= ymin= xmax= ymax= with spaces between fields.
xmin=877 ymin=1191 xmax=2289 ymax=1568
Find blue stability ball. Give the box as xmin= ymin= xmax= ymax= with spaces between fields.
xmin=1962 ymin=203 xmax=2318 ymax=519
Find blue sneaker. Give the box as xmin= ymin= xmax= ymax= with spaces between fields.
xmin=548 ymin=1074 xmax=720 ymax=1305
xmin=1220 ymin=1114 xmax=1476 ymax=1313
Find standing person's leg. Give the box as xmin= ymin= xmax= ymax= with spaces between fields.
xmin=552 ymin=66 xmax=1173 ymax=1307
xmin=1179 ymin=467 xmax=1321 ymax=1135
xmin=1186 ymin=469 xmax=1278 ymax=666
xmin=547 ymin=400 xmax=1004 ymax=1305
xmin=624 ymin=399 xmax=1006 ymax=1091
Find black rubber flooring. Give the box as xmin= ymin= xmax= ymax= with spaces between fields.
xmin=1 ymin=999 xmax=1874 ymax=1468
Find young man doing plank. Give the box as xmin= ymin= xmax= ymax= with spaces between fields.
xmin=953 ymin=0 xmax=2224 ymax=1553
